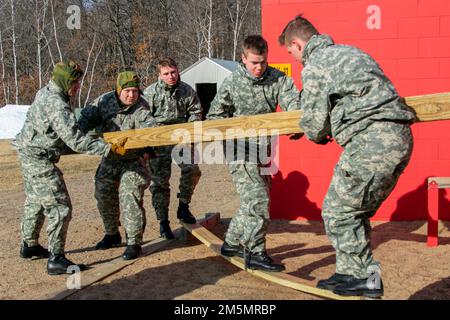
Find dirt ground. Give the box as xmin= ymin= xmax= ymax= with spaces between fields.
xmin=1 ymin=139 xmax=449 ymax=300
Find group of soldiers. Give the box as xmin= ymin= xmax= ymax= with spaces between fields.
xmin=15 ymin=58 xmax=201 ymax=270
xmin=14 ymin=15 xmax=415 ymax=298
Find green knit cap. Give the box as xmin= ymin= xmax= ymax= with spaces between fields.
xmin=116 ymin=71 xmax=140 ymax=96
xmin=51 ymin=60 xmax=83 ymax=94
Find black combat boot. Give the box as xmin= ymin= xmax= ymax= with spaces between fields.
xmin=333 ymin=276 xmax=384 ymax=298
xmin=20 ymin=242 xmax=49 ymax=259
xmin=95 ymin=232 xmax=122 ymax=250
xmin=122 ymin=244 xmax=142 ymax=260
xmin=47 ymin=253 xmax=86 ymax=275
xmin=246 ymin=252 xmax=285 ymax=272
xmin=160 ymin=220 xmax=175 ymax=239
xmin=177 ymin=202 xmax=197 ymax=224
xmin=316 ymin=273 xmax=355 ymax=291
xmin=220 ymin=242 xmax=244 ymax=258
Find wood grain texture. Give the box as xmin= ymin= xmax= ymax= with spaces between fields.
xmin=181 ymin=220 xmax=365 ymax=300
xmin=428 ymin=177 xmax=450 ymax=189
xmin=104 ymin=110 xmax=303 ymax=149
xmin=405 ymin=92 xmax=450 ymax=122
xmin=103 ymin=92 xmax=450 ymax=150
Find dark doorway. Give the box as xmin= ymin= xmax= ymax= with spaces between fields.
xmin=196 ymin=83 xmax=217 ymax=120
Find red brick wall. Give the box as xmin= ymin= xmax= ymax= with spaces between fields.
xmin=264 ymin=0 xmax=450 ymax=220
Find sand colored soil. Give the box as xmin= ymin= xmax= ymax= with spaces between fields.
xmin=1 ymin=139 xmax=449 ymax=300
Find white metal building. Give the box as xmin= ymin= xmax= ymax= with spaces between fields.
xmin=180 ymin=57 xmax=239 ymax=119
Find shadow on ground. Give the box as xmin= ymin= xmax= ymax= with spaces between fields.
xmin=67 ymin=240 xmax=239 ymax=300
xmin=409 ymin=277 xmax=450 ymax=300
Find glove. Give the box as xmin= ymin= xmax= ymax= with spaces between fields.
xmin=317 ymin=136 xmax=333 ymax=145
xmin=110 ymin=137 xmax=128 ymax=156
xmin=289 ymin=133 xmax=304 ymax=140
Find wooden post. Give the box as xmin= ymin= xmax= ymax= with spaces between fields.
xmin=426 ymin=177 xmax=450 ymax=247
xmin=427 ymin=179 xmax=439 ymax=247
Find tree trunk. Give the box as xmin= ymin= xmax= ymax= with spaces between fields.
xmin=50 ymin=0 xmax=63 ymax=61
xmin=43 ymin=33 xmax=55 ymax=67
xmin=78 ymin=34 xmax=96 ymax=108
xmin=207 ymin=0 xmax=212 ymax=58
xmin=84 ymin=43 xmax=103 ymax=108
xmin=228 ymin=0 xmax=251 ymax=61
xmin=0 ymin=29 xmax=8 ymax=105
xmin=36 ymin=0 xmax=42 ymax=88
xmin=10 ymin=0 xmax=19 ymax=104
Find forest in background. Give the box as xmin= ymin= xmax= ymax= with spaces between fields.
xmin=0 ymin=0 xmax=261 ymax=106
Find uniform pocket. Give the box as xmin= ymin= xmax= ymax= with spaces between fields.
xmin=334 ymin=161 xmax=374 ymax=210
xmin=32 ymin=166 xmax=70 ymax=206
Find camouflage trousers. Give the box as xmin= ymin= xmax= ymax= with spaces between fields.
xmin=95 ymin=158 xmax=150 ymax=245
xmin=18 ymin=152 xmax=71 ymax=255
xmin=149 ymin=145 xmax=201 ymax=221
xmin=225 ymin=162 xmax=271 ymax=253
xmin=322 ymin=122 xmax=413 ymax=279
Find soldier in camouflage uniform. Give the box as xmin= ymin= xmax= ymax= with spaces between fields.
xmin=142 ymin=58 xmax=202 ymax=239
xmin=78 ymin=71 xmax=156 ymax=260
xmin=14 ymin=61 xmax=127 ymax=275
xmin=279 ymin=15 xmax=415 ymax=297
xmin=207 ymin=35 xmax=301 ymax=272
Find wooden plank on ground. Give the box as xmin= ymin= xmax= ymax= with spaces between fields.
xmin=39 ymin=213 xmax=220 ymax=300
xmin=181 ymin=221 xmax=366 ymax=300
xmin=103 ymin=91 xmax=450 ymax=150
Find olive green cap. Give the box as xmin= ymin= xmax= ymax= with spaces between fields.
xmin=116 ymin=71 xmax=140 ymax=96
xmin=51 ymin=60 xmax=83 ymax=94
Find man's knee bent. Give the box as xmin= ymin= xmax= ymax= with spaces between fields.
xmin=48 ymin=204 xmax=72 ymax=224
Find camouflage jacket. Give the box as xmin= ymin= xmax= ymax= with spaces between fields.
xmin=300 ymin=34 xmax=416 ymax=146
xmin=14 ymin=80 xmax=110 ymax=162
xmin=207 ymin=62 xmax=300 ymax=119
xmin=142 ymin=79 xmax=202 ymax=125
xmin=207 ymin=63 xmax=300 ymax=162
xmin=78 ymin=91 xmax=156 ymax=160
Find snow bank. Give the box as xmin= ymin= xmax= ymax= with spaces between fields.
xmin=0 ymin=105 xmax=30 ymax=139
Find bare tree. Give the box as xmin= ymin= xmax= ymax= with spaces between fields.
xmin=195 ymin=17 xmax=206 ymax=60
xmin=177 ymin=1 xmax=208 ymax=61
xmin=178 ymin=0 xmax=215 ymax=61
xmin=228 ymin=0 xmax=251 ymax=61
xmin=205 ymin=0 xmax=213 ymax=58
xmin=35 ymin=0 xmax=49 ymax=88
xmin=84 ymin=42 xmax=103 ymax=107
xmin=10 ymin=0 xmax=18 ymax=104
xmin=0 ymin=0 xmax=262 ymax=106
xmin=43 ymin=32 xmax=55 ymax=67
xmin=105 ymin=0 xmax=134 ymax=69
xmin=35 ymin=1 xmax=43 ymax=88
xmin=78 ymin=33 xmax=96 ymax=108
xmin=49 ymin=0 xmax=63 ymax=61
xmin=0 ymin=28 xmax=8 ymax=105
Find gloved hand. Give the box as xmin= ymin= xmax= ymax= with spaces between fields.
xmin=110 ymin=137 xmax=128 ymax=156
xmin=289 ymin=133 xmax=304 ymax=140
xmin=317 ymin=135 xmax=333 ymax=145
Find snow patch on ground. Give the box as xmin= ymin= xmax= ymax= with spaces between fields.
xmin=0 ymin=105 xmax=30 ymax=139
